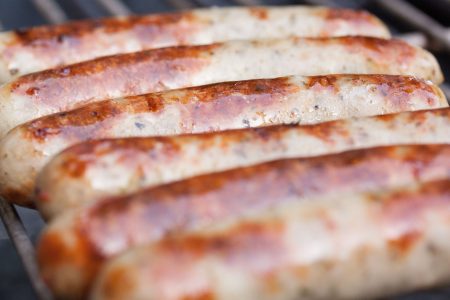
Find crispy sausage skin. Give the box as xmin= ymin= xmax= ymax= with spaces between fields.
xmin=0 ymin=6 xmax=390 ymax=82
xmin=36 ymin=106 xmax=450 ymax=219
xmin=0 ymin=74 xmax=447 ymax=207
xmin=36 ymin=146 xmax=450 ymax=299
xmin=90 ymin=180 xmax=450 ymax=300
xmin=0 ymin=37 xmax=443 ymax=136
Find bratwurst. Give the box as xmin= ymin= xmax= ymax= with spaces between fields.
xmin=1 ymin=74 xmax=446 ymax=207
xmin=0 ymin=36 xmax=443 ymax=136
xmin=35 ymin=106 xmax=450 ymax=219
xmin=37 ymin=145 xmax=450 ymax=299
xmin=90 ymin=179 xmax=450 ymax=300
xmin=0 ymin=6 xmax=390 ymax=82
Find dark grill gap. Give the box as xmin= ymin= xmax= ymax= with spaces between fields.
xmin=0 ymin=1 xmax=449 ymax=299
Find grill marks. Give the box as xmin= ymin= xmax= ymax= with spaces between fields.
xmin=16 ymin=74 xmax=444 ymax=143
xmin=10 ymin=44 xmax=219 ymax=110
xmin=2 ymin=12 xmax=201 ymax=67
xmin=321 ymin=8 xmax=386 ymax=37
xmin=11 ymin=12 xmax=196 ymax=44
xmin=6 ymin=36 xmax=435 ymax=116
xmin=76 ymin=145 xmax=450 ymax=260
xmin=40 ymin=154 xmax=450 ymax=299
xmin=323 ymin=8 xmax=380 ymax=25
xmin=20 ymin=76 xmax=298 ymax=142
xmin=95 ymin=180 xmax=450 ymax=300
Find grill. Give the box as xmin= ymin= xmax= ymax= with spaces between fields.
xmin=0 ymin=0 xmax=449 ymax=299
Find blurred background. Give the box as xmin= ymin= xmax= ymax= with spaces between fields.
xmin=0 ymin=0 xmax=449 ymax=299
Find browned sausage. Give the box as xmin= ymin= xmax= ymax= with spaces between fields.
xmin=0 ymin=6 xmax=390 ymax=82
xmin=35 ymin=106 xmax=450 ymax=219
xmin=91 ymin=179 xmax=450 ymax=300
xmin=36 ymin=145 xmax=450 ymax=299
xmin=0 ymin=36 xmax=443 ymax=137
xmin=1 ymin=75 xmax=447 ymax=207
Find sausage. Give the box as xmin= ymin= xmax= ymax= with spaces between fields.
xmin=36 ymin=106 xmax=450 ymax=219
xmin=0 ymin=6 xmax=390 ymax=82
xmin=1 ymin=74 xmax=446 ymax=207
xmin=0 ymin=36 xmax=443 ymax=136
xmin=90 ymin=179 xmax=450 ymax=300
xmin=36 ymin=145 xmax=450 ymax=299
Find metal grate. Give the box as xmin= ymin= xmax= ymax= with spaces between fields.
xmin=0 ymin=1 xmax=449 ymax=299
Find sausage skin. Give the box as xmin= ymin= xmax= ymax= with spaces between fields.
xmin=36 ymin=106 xmax=450 ymax=219
xmin=0 ymin=74 xmax=447 ymax=207
xmin=0 ymin=36 xmax=443 ymax=137
xmin=90 ymin=179 xmax=450 ymax=300
xmin=0 ymin=6 xmax=390 ymax=82
xmin=36 ymin=146 xmax=450 ymax=299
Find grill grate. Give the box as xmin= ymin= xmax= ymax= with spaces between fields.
xmin=0 ymin=1 xmax=449 ymax=299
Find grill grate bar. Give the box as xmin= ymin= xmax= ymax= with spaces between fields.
xmin=375 ymin=0 xmax=450 ymax=53
xmin=231 ymin=0 xmax=263 ymax=5
xmin=96 ymin=0 xmax=132 ymax=16
xmin=0 ymin=2 xmax=64 ymax=299
xmin=166 ymin=0 xmax=199 ymax=10
xmin=30 ymin=0 xmax=68 ymax=24
xmin=302 ymin=0 xmax=339 ymax=7
xmin=440 ymin=84 xmax=450 ymax=102
xmin=0 ymin=198 xmax=52 ymax=300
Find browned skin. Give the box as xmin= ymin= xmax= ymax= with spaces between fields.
xmin=7 ymin=37 xmax=424 ymax=112
xmin=19 ymin=74 xmax=439 ymax=144
xmin=36 ymin=145 xmax=450 ymax=297
xmin=20 ymin=76 xmax=296 ymax=142
xmin=2 ymin=12 xmax=200 ymax=75
xmin=321 ymin=8 xmax=384 ymax=36
xmin=5 ymin=8 xmax=378 ymax=46
xmin=305 ymin=74 xmax=439 ymax=109
xmin=10 ymin=43 xmax=219 ymax=109
xmin=98 ymin=180 xmax=450 ymax=299
xmin=2 ymin=7 xmax=383 ymax=76
xmin=33 ymin=107 xmax=450 ymax=185
xmin=249 ymin=8 xmax=269 ymax=20
xmin=337 ymin=37 xmax=416 ymax=69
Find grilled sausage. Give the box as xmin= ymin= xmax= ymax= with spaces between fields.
xmin=0 ymin=36 xmax=443 ymax=136
xmin=36 ymin=146 xmax=450 ymax=299
xmin=1 ymin=74 xmax=446 ymax=207
xmin=36 ymin=106 xmax=450 ymax=219
xmin=90 ymin=179 xmax=450 ymax=300
xmin=0 ymin=6 xmax=390 ymax=82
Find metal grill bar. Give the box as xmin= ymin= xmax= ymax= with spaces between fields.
xmin=0 ymin=198 xmax=52 ymax=300
xmin=30 ymin=0 xmax=68 ymax=23
xmin=166 ymin=0 xmax=198 ymax=10
xmin=96 ymin=0 xmax=132 ymax=16
xmin=232 ymin=0 xmax=262 ymax=5
xmin=376 ymin=0 xmax=450 ymax=53
xmin=302 ymin=0 xmax=339 ymax=7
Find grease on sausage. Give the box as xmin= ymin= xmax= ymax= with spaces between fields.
xmin=1 ymin=75 xmax=447 ymax=207
xmin=36 ymin=145 xmax=450 ymax=299
xmin=90 ymin=180 xmax=450 ymax=300
xmin=0 ymin=6 xmax=390 ymax=82
xmin=0 ymin=36 xmax=442 ymax=137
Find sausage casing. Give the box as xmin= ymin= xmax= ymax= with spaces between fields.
xmin=35 ymin=106 xmax=450 ymax=219
xmin=90 ymin=179 xmax=450 ymax=300
xmin=37 ymin=145 xmax=450 ymax=299
xmin=1 ymin=74 xmax=447 ymax=207
xmin=0 ymin=6 xmax=390 ymax=82
xmin=0 ymin=36 xmax=443 ymax=136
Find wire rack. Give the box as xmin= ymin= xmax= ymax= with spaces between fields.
xmin=0 ymin=0 xmax=449 ymax=299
